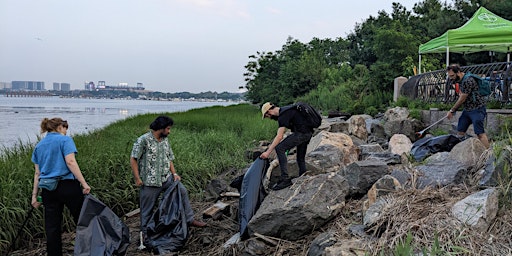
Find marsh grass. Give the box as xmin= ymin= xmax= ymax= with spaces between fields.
xmin=0 ymin=103 xmax=275 ymax=253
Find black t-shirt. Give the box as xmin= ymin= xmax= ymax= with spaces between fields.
xmin=278 ymin=106 xmax=313 ymax=134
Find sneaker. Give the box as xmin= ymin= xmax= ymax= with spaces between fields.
xmin=271 ymin=178 xmax=293 ymax=190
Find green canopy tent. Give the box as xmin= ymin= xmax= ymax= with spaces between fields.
xmin=418 ymin=7 xmax=512 ymax=73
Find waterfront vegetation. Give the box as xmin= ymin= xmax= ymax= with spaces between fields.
xmin=0 ymin=103 xmax=275 ymax=253
xmin=1 ymin=101 xmax=511 ymax=254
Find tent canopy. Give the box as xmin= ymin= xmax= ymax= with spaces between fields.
xmin=419 ymin=7 xmax=512 ymax=54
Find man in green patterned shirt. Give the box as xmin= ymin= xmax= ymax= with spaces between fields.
xmin=130 ymin=115 xmax=206 ymax=247
xmin=446 ymin=64 xmax=490 ymax=148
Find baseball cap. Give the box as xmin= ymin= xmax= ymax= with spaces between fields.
xmin=261 ymin=102 xmax=272 ymax=119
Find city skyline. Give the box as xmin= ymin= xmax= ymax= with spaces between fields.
xmin=0 ymin=0 xmax=419 ymax=93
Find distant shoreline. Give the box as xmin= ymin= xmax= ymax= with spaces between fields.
xmin=0 ymin=98 xmax=238 ymax=150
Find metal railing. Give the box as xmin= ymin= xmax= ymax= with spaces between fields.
xmin=412 ymin=62 xmax=512 ymax=104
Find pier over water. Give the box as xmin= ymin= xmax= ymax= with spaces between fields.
xmin=1 ymin=91 xmax=53 ymax=97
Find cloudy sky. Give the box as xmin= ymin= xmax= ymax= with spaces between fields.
xmin=0 ymin=0 xmax=419 ymax=93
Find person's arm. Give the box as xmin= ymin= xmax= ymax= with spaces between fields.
xmin=64 ymin=153 xmax=91 ymax=194
xmin=169 ymin=161 xmax=181 ymax=181
xmin=130 ymin=157 xmax=143 ymax=186
xmin=31 ymin=164 xmax=42 ymax=208
xmin=447 ymin=92 xmax=468 ymax=119
xmin=260 ymin=127 xmax=286 ymax=159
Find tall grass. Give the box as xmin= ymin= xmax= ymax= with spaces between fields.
xmin=0 ymin=103 xmax=275 ymax=253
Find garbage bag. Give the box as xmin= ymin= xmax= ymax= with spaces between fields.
xmin=239 ymin=158 xmax=268 ymax=239
xmin=410 ymin=134 xmax=462 ymax=162
xmin=74 ymin=195 xmax=130 ymax=256
xmin=146 ymin=181 xmax=189 ymax=254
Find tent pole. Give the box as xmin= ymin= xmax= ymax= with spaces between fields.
xmin=507 ymin=46 xmax=510 ymax=63
xmin=419 ymin=54 xmax=422 ymax=74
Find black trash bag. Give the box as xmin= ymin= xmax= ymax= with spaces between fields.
xmin=239 ymin=158 xmax=268 ymax=239
xmin=74 ymin=195 xmax=130 ymax=256
xmin=146 ymin=181 xmax=189 ymax=255
xmin=410 ymin=134 xmax=462 ymax=162
xmin=229 ymin=174 xmax=244 ymax=192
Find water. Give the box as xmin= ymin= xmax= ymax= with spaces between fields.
xmin=0 ymin=96 xmax=236 ymax=149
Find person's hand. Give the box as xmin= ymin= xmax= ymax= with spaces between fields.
xmin=135 ymin=177 xmax=143 ymax=187
xmin=81 ymin=182 xmax=91 ymax=194
xmin=447 ymin=111 xmax=454 ymax=119
xmin=31 ymin=196 xmax=42 ymax=209
xmin=260 ymin=151 xmax=270 ymax=159
xmin=173 ymin=174 xmax=181 ymax=181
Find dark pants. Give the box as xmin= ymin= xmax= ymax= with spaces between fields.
xmin=41 ymin=179 xmax=84 ymax=256
xmin=139 ymin=176 xmax=194 ymax=236
xmin=275 ymin=132 xmax=312 ymax=179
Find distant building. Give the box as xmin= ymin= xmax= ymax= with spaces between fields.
xmin=53 ymin=82 xmax=60 ymax=91
xmin=97 ymin=81 xmax=106 ymax=89
xmin=84 ymin=81 xmax=95 ymax=91
xmin=61 ymin=83 xmax=71 ymax=91
xmin=83 ymin=80 xmax=145 ymax=91
xmin=11 ymin=81 xmax=45 ymax=91
xmin=0 ymin=82 xmax=11 ymax=89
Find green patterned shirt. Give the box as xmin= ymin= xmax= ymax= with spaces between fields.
xmin=460 ymin=75 xmax=486 ymax=111
xmin=131 ymin=131 xmax=175 ymax=187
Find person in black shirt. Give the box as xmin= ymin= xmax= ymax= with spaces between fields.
xmin=259 ymin=102 xmax=313 ymax=190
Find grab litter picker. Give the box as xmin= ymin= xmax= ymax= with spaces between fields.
xmin=416 ymin=115 xmax=448 ymax=138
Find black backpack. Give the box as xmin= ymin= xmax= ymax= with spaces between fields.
xmin=292 ymin=102 xmax=322 ymax=128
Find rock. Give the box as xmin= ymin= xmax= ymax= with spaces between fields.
xmin=388 ymin=134 xmax=412 ymax=156
xmin=306 ymin=131 xmax=360 ymax=173
xmin=307 ymin=232 xmax=337 ymax=256
xmin=324 ymin=239 xmax=368 ymax=256
xmin=340 ymin=159 xmax=389 ymax=197
xmin=448 ymin=137 xmax=486 ymax=167
xmin=415 ymin=160 xmax=468 ymax=188
xmin=367 ymin=175 xmax=402 ymax=208
xmin=348 ymin=115 xmax=368 ymax=142
xmin=383 ymin=107 xmax=410 ymax=122
xmin=452 ymin=188 xmax=499 ymax=231
xmin=248 ymin=173 xmax=348 ymax=241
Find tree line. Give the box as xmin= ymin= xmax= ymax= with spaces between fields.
xmin=243 ymin=0 xmax=512 ymax=116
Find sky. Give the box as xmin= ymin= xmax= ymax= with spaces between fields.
xmin=0 ymin=0 xmax=420 ymax=93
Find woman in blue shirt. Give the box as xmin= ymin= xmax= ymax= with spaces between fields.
xmin=30 ymin=118 xmax=91 ymax=256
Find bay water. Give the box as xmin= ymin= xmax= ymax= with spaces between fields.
xmin=0 ymin=96 xmax=236 ymax=150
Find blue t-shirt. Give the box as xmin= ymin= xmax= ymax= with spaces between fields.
xmin=31 ymin=132 xmax=77 ymax=180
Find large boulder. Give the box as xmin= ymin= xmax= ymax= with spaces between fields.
xmin=339 ymin=159 xmax=389 ymax=197
xmin=248 ymin=173 xmax=348 ymax=241
xmin=306 ymin=131 xmax=360 ymax=173
xmin=448 ymin=137 xmax=486 ymax=167
xmin=452 ymin=188 xmax=499 ymax=231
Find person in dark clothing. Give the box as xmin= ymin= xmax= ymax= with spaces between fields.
xmin=446 ymin=64 xmax=490 ymax=148
xmin=31 ymin=118 xmax=91 ymax=256
xmin=259 ymin=102 xmax=313 ymax=190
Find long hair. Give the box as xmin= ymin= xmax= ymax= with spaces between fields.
xmin=40 ymin=118 xmax=68 ymax=133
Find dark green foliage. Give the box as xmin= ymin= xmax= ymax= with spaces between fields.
xmin=243 ymin=1 xmax=512 ymax=112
